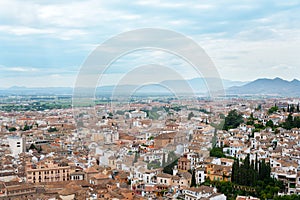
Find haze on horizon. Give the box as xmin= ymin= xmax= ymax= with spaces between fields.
xmin=0 ymin=0 xmax=300 ymax=88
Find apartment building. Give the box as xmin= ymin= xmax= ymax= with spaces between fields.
xmin=26 ymin=159 xmax=73 ymax=183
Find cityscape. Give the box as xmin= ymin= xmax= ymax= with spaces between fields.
xmin=1 ymin=1 xmax=300 ymax=200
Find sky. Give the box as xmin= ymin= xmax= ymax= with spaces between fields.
xmin=1 ymin=0 xmax=300 ymax=88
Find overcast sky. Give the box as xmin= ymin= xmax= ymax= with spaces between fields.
xmin=1 ymin=0 xmax=300 ymax=87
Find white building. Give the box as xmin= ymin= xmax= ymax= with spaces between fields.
xmin=7 ymin=135 xmax=26 ymax=157
xmin=195 ymin=167 xmax=206 ymax=185
xmin=103 ymin=130 xmax=119 ymax=144
xmin=129 ymin=110 xmax=147 ymax=119
xmin=184 ymin=186 xmax=226 ymax=200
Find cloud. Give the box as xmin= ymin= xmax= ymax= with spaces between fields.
xmin=271 ymin=64 xmax=295 ymax=70
xmin=0 ymin=25 xmax=55 ymax=36
xmin=0 ymin=65 xmax=39 ymax=72
xmin=0 ymin=0 xmax=300 ymax=87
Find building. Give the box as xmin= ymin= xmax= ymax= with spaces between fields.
xmin=206 ymin=164 xmax=232 ymax=182
xmin=183 ymin=186 xmax=226 ymax=200
xmin=103 ymin=130 xmax=119 ymax=144
xmin=7 ymin=135 xmax=26 ymax=157
xmin=154 ymin=132 xmax=186 ymax=149
xmin=26 ymin=160 xmax=73 ymax=183
xmin=156 ymin=173 xmax=173 ymax=186
xmin=0 ymin=182 xmax=37 ymax=199
xmin=236 ymin=196 xmax=260 ymax=200
xmin=195 ymin=167 xmax=206 ymax=185
xmin=178 ymin=154 xmax=191 ymax=171
xmin=70 ymin=171 xmax=85 ymax=181
xmin=129 ymin=110 xmax=147 ymax=119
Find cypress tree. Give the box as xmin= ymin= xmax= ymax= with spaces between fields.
xmin=190 ymin=169 xmax=197 ymax=187
xmin=250 ymin=159 xmax=255 ymax=186
xmin=290 ymin=104 xmax=295 ymax=113
xmin=244 ymin=154 xmax=250 ymax=168
xmin=243 ymin=155 xmax=250 ymax=186
xmin=237 ymin=160 xmax=241 ymax=185
xmin=162 ymin=152 xmax=166 ymax=167
xmin=232 ymin=159 xmax=239 ymax=183
xmin=255 ymin=154 xmax=258 ymax=172
xmin=284 ymin=114 xmax=294 ymax=130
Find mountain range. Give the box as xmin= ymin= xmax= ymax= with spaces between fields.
xmin=227 ymin=77 xmax=300 ymax=96
xmin=1 ymin=77 xmax=299 ymax=97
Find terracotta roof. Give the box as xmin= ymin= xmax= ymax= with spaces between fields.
xmin=84 ymin=167 xmax=98 ymax=174
xmin=157 ymin=173 xmax=173 ymax=179
xmin=93 ymin=173 xmax=110 ymax=180
xmin=187 ymin=185 xmax=214 ymax=193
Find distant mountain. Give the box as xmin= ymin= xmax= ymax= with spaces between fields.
xmin=163 ymin=78 xmax=247 ymax=90
xmin=0 ymin=87 xmax=73 ymax=95
xmin=3 ymin=78 xmax=300 ymax=97
xmin=227 ymin=77 xmax=300 ymax=96
xmin=0 ymin=78 xmax=247 ymax=96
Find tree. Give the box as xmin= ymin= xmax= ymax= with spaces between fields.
xmin=163 ymin=159 xmax=178 ymax=175
xmin=162 ymin=152 xmax=166 ymax=167
xmin=266 ymin=120 xmax=274 ymax=128
xmin=281 ymin=114 xmax=300 ymax=130
xmin=188 ymin=112 xmax=195 ymax=120
xmin=283 ymin=114 xmax=293 ymax=130
xmin=210 ymin=147 xmax=225 ymax=158
xmin=8 ymin=127 xmax=17 ymax=132
xmin=223 ymin=110 xmax=244 ymax=130
xmin=48 ymin=127 xmax=58 ymax=132
xmin=247 ymin=113 xmax=255 ymax=125
xmin=256 ymin=104 xmax=262 ymax=111
xmin=232 ymin=159 xmax=240 ymax=183
xmin=207 ymin=155 xmax=283 ymax=199
xmin=190 ymin=169 xmax=197 ymax=187
xmin=29 ymin=143 xmax=38 ymax=151
xmin=293 ymin=117 xmax=300 ymax=128
xmin=23 ymin=124 xmax=31 ymax=131
xmin=268 ymin=105 xmax=278 ymax=115
xmin=255 ymin=154 xmax=258 ymax=172
xmin=258 ymin=159 xmax=271 ymax=182
xmin=290 ymin=104 xmax=295 ymax=113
